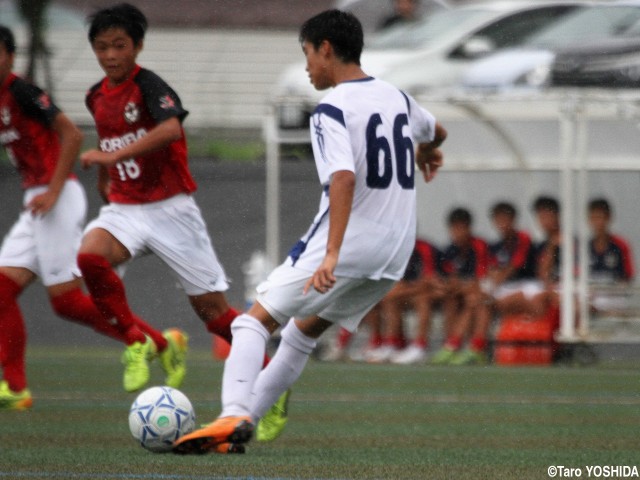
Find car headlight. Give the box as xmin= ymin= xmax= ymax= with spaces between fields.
xmin=515 ymin=64 xmax=551 ymax=88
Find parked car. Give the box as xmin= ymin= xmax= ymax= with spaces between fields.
xmin=462 ymin=1 xmax=640 ymax=92
xmin=551 ymin=32 xmax=640 ymax=88
xmin=274 ymin=1 xmax=585 ymax=132
xmin=335 ymin=0 xmax=450 ymax=32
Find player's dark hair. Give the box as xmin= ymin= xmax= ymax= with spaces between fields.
xmin=532 ymin=196 xmax=560 ymax=213
xmin=448 ymin=207 xmax=472 ymax=226
xmin=299 ymin=9 xmax=364 ymax=65
xmin=88 ymin=3 xmax=148 ymax=46
xmin=0 ymin=25 xmax=16 ymax=54
xmin=491 ymin=201 xmax=517 ymax=218
xmin=588 ymin=197 xmax=611 ymax=216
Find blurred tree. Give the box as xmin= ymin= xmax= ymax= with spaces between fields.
xmin=16 ymin=0 xmax=53 ymax=93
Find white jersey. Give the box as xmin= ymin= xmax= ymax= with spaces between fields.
xmin=286 ymin=77 xmax=436 ymax=280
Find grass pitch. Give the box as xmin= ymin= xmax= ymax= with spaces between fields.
xmin=1 ymin=346 xmax=639 ymax=480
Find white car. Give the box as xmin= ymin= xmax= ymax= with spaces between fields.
xmin=462 ymin=0 xmax=640 ymax=92
xmin=273 ymin=1 xmax=587 ymax=132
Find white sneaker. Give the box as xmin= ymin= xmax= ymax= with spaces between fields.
xmin=390 ymin=344 xmax=428 ymax=365
xmin=364 ymin=345 xmax=397 ymax=363
xmin=320 ymin=345 xmax=346 ymax=362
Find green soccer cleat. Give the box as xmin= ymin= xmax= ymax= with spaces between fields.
xmin=450 ymin=349 xmax=487 ymax=366
xmin=121 ymin=337 xmax=154 ymax=393
xmin=0 ymin=380 xmax=33 ymax=411
xmin=159 ymin=328 xmax=189 ymax=389
xmin=257 ymin=389 xmax=291 ymax=442
xmin=430 ymin=346 xmax=457 ymax=365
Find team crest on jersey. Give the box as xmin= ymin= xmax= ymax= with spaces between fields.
xmin=159 ymin=95 xmax=175 ymax=110
xmin=124 ymin=102 xmax=140 ymax=124
xmin=36 ymin=93 xmax=51 ymax=110
xmin=0 ymin=107 xmax=10 ymax=126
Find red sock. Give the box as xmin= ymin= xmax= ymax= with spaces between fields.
xmin=50 ymin=288 xmax=126 ymax=343
xmin=205 ymin=307 xmax=270 ymax=367
xmin=205 ymin=307 xmax=238 ymax=344
xmin=77 ymin=253 xmax=147 ymax=345
xmin=444 ymin=335 xmax=463 ymax=350
xmin=470 ymin=336 xmax=487 ymax=352
xmin=368 ymin=331 xmax=382 ymax=349
xmin=337 ymin=328 xmax=353 ymax=349
xmin=0 ymin=273 xmax=27 ymax=392
xmin=131 ymin=314 xmax=168 ymax=352
xmin=414 ymin=338 xmax=428 ymax=349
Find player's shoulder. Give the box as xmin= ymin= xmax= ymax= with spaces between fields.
xmin=134 ymin=67 xmax=173 ymax=92
xmin=9 ymin=75 xmax=45 ymax=100
xmin=610 ymin=234 xmax=632 ymax=251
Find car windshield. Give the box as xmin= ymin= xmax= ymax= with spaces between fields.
xmin=368 ymin=7 xmax=490 ymax=50
xmin=524 ymin=5 xmax=640 ymax=48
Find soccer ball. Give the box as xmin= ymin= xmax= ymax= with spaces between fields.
xmin=128 ymin=386 xmax=196 ymax=453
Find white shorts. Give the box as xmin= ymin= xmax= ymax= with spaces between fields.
xmin=84 ymin=194 xmax=229 ymax=296
xmin=256 ymin=264 xmax=395 ymax=332
xmin=0 ymin=179 xmax=86 ymax=287
xmin=493 ymin=280 xmax=545 ymax=301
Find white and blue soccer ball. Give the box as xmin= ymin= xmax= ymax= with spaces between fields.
xmin=128 ymin=386 xmax=196 ymax=453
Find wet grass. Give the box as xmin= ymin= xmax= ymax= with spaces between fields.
xmin=1 ymin=346 xmax=639 ymax=479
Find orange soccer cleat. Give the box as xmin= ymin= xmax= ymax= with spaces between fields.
xmin=173 ymin=415 xmax=254 ymax=454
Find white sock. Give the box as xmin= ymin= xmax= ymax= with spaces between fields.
xmin=220 ymin=314 xmax=270 ymax=418
xmin=250 ymin=320 xmax=316 ymax=421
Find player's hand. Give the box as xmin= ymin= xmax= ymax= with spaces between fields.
xmin=81 ymin=149 xmax=118 ymax=168
xmin=303 ymin=253 xmax=338 ymax=295
xmin=416 ymin=146 xmax=443 ymax=183
xmin=27 ymin=190 xmax=59 ymax=216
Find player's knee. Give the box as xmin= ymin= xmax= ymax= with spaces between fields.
xmin=231 ymin=314 xmax=271 ymax=342
xmin=281 ymin=321 xmax=316 ymax=355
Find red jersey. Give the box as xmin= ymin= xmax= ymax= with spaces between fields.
xmin=0 ymin=73 xmax=64 ymax=189
xmin=85 ymin=65 xmax=196 ymax=204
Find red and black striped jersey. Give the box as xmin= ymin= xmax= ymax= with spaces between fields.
xmin=86 ymin=65 xmax=196 ymax=204
xmin=402 ymin=239 xmax=440 ymax=281
xmin=589 ymin=234 xmax=634 ymax=283
xmin=440 ymin=237 xmax=490 ymax=279
xmin=0 ymin=73 xmax=64 ymax=189
xmin=489 ymin=230 xmax=536 ymax=280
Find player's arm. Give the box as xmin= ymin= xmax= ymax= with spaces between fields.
xmin=28 ymin=112 xmax=83 ymax=215
xmin=303 ymin=170 xmax=356 ymax=295
xmin=416 ymin=122 xmax=446 ymax=183
xmin=80 ymin=117 xmax=182 ymax=168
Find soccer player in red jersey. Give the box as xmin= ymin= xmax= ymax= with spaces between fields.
xmin=77 ymin=4 xmax=241 ymax=395
xmin=432 ymin=208 xmax=492 ymax=365
xmin=0 ymin=25 xmax=133 ymax=410
xmin=587 ymin=198 xmax=634 ymax=312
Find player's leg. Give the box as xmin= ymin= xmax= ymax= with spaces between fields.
xmin=77 ymin=228 xmax=166 ymax=392
xmin=47 ymin=278 xmax=126 ymax=342
xmin=173 ymin=301 xmax=280 ymax=454
xmin=0 ymin=267 xmax=34 ymax=410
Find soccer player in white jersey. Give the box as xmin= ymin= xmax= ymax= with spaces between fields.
xmin=174 ymin=9 xmax=447 ymax=454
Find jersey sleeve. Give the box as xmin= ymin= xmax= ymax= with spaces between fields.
xmin=310 ymin=103 xmax=355 ymax=183
xmin=403 ymin=92 xmax=436 ymax=144
xmin=10 ymin=79 xmax=60 ymax=126
xmin=135 ymin=69 xmax=189 ymax=124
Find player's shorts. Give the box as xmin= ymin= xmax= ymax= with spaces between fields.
xmin=256 ymin=263 xmax=395 ymax=332
xmin=84 ymin=194 xmax=228 ymax=296
xmin=492 ymin=280 xmax=545 ymax=300
xmin=0 ymin=179 xmax=86 ymax=287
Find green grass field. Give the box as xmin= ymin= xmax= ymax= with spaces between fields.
xmin=2 ymin=346 xmax=639 ymax=480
